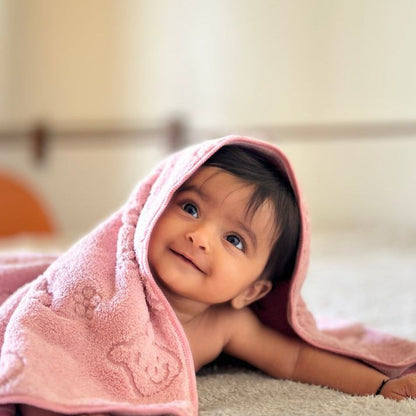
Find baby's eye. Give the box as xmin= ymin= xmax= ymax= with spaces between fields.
xmin=182 ymin=202 xmax=198 ymax=218
xmin=226 ymin=234 xmax=244 ymax=251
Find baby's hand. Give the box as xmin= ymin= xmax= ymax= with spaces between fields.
xmin=381 ymin=374 xmax=416 ymax=400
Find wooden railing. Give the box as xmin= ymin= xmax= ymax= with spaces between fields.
xmin=1 ymin=119 xmax=416 ymax=165
xmin=0 ymin=118 xmax=187 ymax=164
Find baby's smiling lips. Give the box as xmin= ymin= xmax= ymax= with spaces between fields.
xmin=170 ymin=249 xmax=205 ymax=274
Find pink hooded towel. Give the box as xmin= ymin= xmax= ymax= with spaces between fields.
xmin=0 ymin=136 xmax=415 ymax=415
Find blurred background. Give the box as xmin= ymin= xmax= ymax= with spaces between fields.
xmin=1 ymin=0 xmax=416 ymax=245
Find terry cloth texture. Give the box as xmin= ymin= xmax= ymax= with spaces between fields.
xmin=0 ymin=136 xmax=415 ymax=415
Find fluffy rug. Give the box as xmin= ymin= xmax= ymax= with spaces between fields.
xmin=198 ymin=368 xmax=416 ymax=416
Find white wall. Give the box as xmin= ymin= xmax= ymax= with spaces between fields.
xmin=280 ymin=138 xmax=416 ymax=234
xmin=6 ymin=0 xmax=128 ymax=124
xmin=1 ymin=0 xmax=416 ymax=239
xmin=121 ymin=0 xmax=416 ymax=125
xmin=0 ymin=0 xmax=10 ymax=123
xmin=2 ymin=0 xmax=170 ymax=238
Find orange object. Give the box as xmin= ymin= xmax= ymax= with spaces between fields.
xmin=0 ymin=173 xmax=55 ymax=236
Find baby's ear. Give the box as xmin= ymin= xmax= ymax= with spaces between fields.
xmin=231 ymin=280 xmax=272 ymax=309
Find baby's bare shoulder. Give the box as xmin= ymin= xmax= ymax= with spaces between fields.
xmin=210 ymin=305 xmax=260 ymax=342
xmin=184 ymin=307 xmax=251 ymax=351
xmin=182 ymin=306 xmax=244 ymax=370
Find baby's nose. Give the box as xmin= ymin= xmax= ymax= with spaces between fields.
xmin=186 ymin=226 xmax=211 ymax=251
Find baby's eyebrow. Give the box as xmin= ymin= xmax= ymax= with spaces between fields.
xmin=177 ymin=184 xmax=210 ymax=201
xmin=235 ymin=219 xmax=257 ymax=250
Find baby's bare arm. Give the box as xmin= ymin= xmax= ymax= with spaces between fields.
xmin=224 ymin=308 xmax=414 ymax=399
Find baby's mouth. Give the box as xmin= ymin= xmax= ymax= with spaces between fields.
xmin=170 ymin=249 xmax=205 ymax=274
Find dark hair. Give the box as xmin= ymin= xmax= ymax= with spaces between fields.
xmin=203 ymin=145 xmax=300 ymax=285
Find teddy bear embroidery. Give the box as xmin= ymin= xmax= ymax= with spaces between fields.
xmin=73 ymin=285 xmax=102 ymax=320
xmin=108 ymin=328 xmax=182 ymax=397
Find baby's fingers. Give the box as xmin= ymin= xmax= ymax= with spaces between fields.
xmin=382 ymin=374 xmax=416 ymax=400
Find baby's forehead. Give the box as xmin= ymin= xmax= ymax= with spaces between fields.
xmin=178 ymin=166 xmax=251 ymax=199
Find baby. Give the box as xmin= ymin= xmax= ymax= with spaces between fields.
xmin=148 ymin=145 xmax=416 ymax=399
xmin=12 ymin=144 xmax=416 ymax=415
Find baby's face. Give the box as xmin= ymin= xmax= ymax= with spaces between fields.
xmin=148 ymin=166 xmax=276 ymax=306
